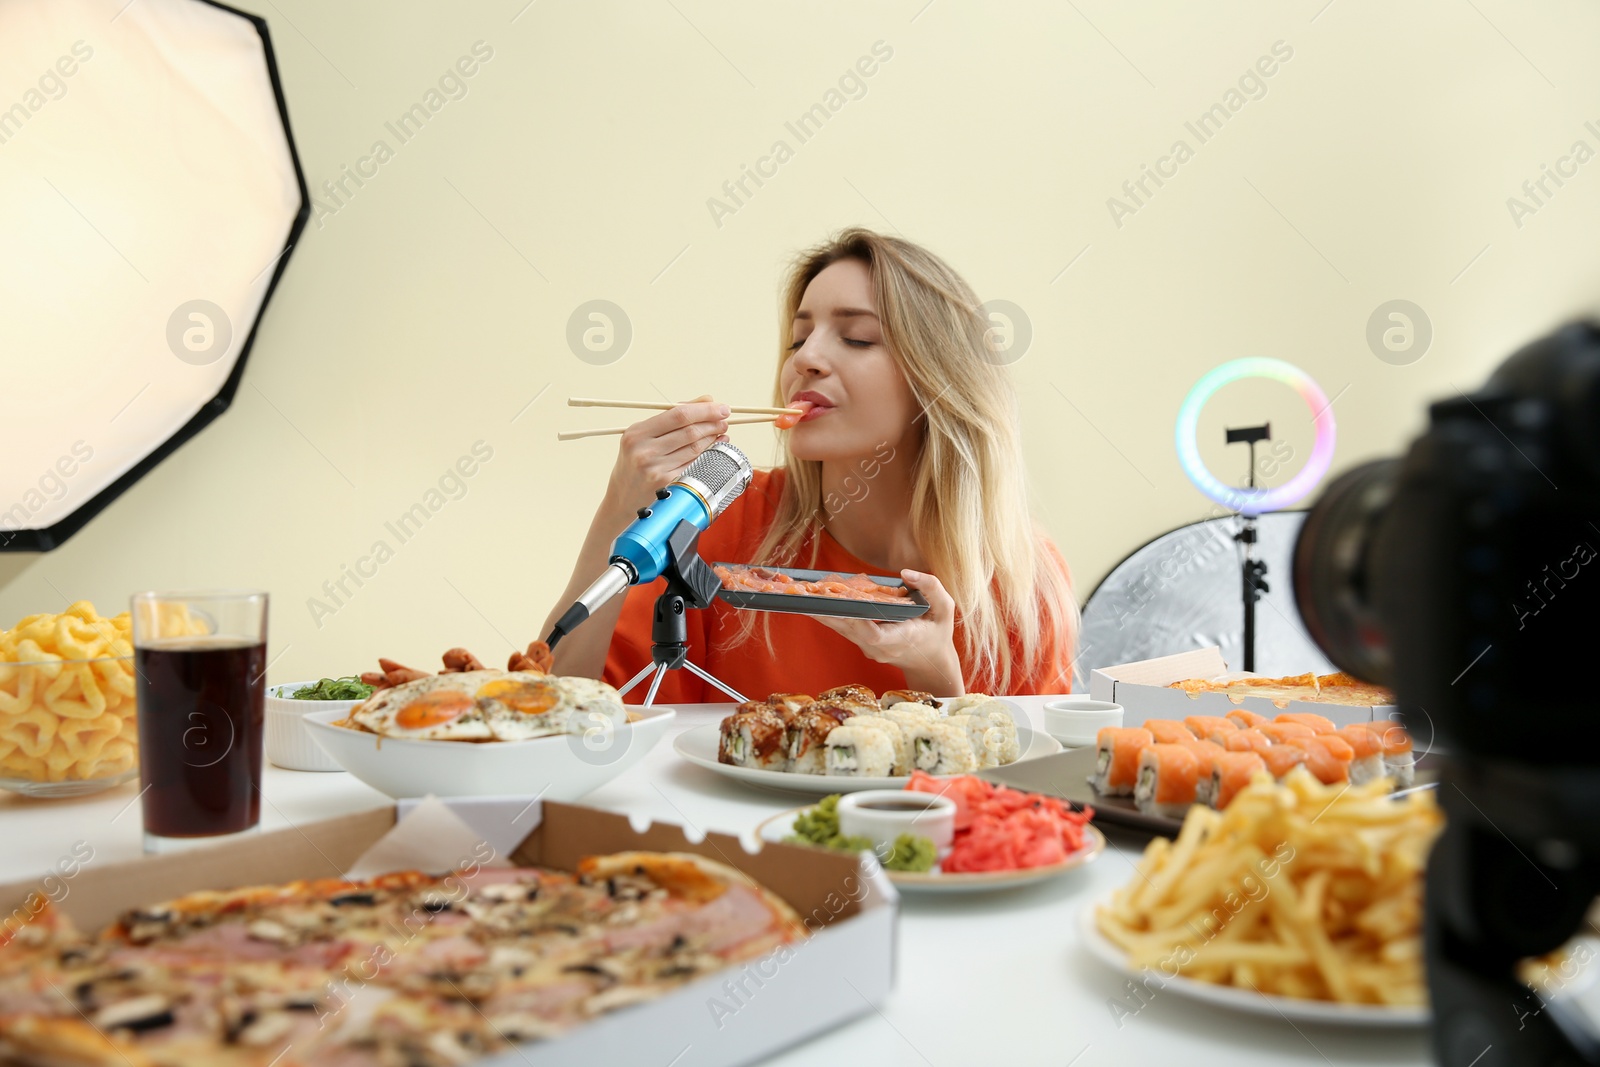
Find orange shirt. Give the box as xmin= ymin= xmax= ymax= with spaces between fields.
xmin=603 ymin=469 xmax=1075 ymax=702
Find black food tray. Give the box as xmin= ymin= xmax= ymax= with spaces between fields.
xmin=978 ymin=745 xmax=1438 ymax=839
xmin=712 ymin=563 xmax=930 ymax=621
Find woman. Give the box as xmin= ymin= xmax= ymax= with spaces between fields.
xmin=542 ymin=228 xmax=1077 ymax=699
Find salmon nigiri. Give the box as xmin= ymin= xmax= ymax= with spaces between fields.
xmin=1335 ymin=723 xmax=1386 ymax=784
xmin=1299 ymin=734 xmax=1354 ymax=785
xmin=1260 ymin=743 xmax=1309 ymax=781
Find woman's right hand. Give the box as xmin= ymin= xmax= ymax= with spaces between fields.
xmin=604 ymin=395 xmax=730 ymax=515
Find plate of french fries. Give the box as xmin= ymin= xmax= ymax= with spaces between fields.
xmin=1083 ymin=768 xmax=1440 ymax=1026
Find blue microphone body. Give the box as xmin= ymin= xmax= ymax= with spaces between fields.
xmin=545 ymin=442 xmax=753 ymax=648
xmin=610 ymin=484 xmax=710 ymax=585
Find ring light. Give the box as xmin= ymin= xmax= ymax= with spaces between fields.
xmin=1175 ymin=357 xmax=1336 ymax=516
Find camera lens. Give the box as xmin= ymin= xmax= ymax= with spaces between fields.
xmin=1291 ymin=459 xmax=1399 ymax=686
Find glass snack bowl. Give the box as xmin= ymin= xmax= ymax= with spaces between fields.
xmin=0 ymin=655 xmax=140 ymax=798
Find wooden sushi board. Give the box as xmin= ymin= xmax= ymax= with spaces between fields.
xmin=978 ymin=746 xmax=1437 ymax=838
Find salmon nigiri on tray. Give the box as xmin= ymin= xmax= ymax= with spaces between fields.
xmin=712 ymin=563 xmax=931 ymax=621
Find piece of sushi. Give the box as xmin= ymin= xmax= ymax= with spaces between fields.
xmin=786 ymin=706 xmax=852 ymax=774
xmin=880 ymin=705 xmax=942 ymax=732
xmin=818 ymin=684 xmax=880 ymax=710
xmin=986 ymin=712 xmax=1021 ymax=766
xmin=1183 ymin=715 xmax=1238 ymax=743
xmin=1207 ymin=751 xmax=1268 ymax=810
xmin=1135 ymin=744 xmax=1201 ymax=818
xmin=907 ymin=720 xmax=978 ymax=775
xmin=1144 ymin=719 xmax=1197 ymax=745
xmin=1298 ymin=734 xmax=1354 ymax=785
xmin=942 ymin=693 xmax=995 ymax=715
xmin=848 ymin=715 xmax=912 ymax=775
xmin=1334 ymin=724 xmax=1386 ymax=785
xmin=1275 ymin=711 xmax=1336 ymax=734
xmin=1258 ymin=722 xmax=1316 ymax=745
xmin=1092 ymin=726 xmax=1153 ymax=796
xmin=881 ymin=689 xmax=942 ymax=710
xmin=1259 ymin=743 xmax=1309 ymax=781
xmin=1224 ymin=729 xmax=1273 ymax=755
xmin=942 ymin=713 xmax=995 ymax=769
xmin=1351 ymin=720 xmax=1416 ymax=787
xmin=824 ymin=723 xmax=896 ymax=777
xmin=1226 ymin=709 xmax=1272 ymax=730
xmin=766 ymin=693 xmax=814 ymax=721
xmin=717 ymin=706 xmax=789 ymax=770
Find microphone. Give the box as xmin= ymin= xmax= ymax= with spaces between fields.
xmin=546 ymin=442 xmax=752 ymax=647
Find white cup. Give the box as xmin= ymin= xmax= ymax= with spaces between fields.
xmin=837 ymin=790 xmax=956 ymax=852
xmin=1043 ymin=697 xmax=1124 ymax=748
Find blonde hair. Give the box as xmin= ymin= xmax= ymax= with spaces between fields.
xmin=742 ymin=228 xmax=1078 ymax=693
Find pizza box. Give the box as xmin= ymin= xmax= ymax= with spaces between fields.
xmin=0 ymin=797 xmax=898 ymax=1067
xmin=1088 ymin=646 xmax=1400 ymax=730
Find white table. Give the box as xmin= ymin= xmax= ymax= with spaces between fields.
xmin=0 ymin=698 xmax=1431 ymax=1067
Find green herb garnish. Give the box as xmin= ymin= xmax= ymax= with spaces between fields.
xmin=289 ymin=676 xmax=375 ymax=701
xmin=783 ymin=794 xmax=936 ymax=873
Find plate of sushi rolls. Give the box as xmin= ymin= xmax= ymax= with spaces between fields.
xmin=676 ymin=687 xmax=1061 ymax=796
xmin=981 ymin=710 xmax=1425 ymax=835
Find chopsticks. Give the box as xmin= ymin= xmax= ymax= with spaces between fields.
xmin=558 ymin=397 xmax=802 ymax=441
xmin=557 ymin=418 xmax=780 ymax=441
xmin=567 ymin=397 xmax=800 ymax=416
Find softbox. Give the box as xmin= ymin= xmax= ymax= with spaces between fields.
xmin=0 ymin=0 xmax=307 ymax=551
xmin=1074 ymin=512 xmax=1335 ymax=689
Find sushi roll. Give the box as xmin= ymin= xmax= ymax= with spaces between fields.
xmin=1298 ymin=734 xmax=1354 ymax=785
xmin=818 ymin=684 xmax=880 ymax=710
xmin=1275 ymin=711 xmax=1336 ymax=735
xmin=786 ymin=705 xmax=853 ymax=774
xmin=1183 ymin=715 xmax=1238 ymax=743
xmin=881 ymin=706 xmax=942 ymax=732
xmin=907 ymin=720 xmax=979 ymax=775
xmin=1207 ymin=751 xmax=1268 ymax=810
xmin=1134 ymin=744 xmax=1201 ymax=818
xmin=718 ymin=706 xmax=789 ymax=770
xmin=881 ymin=689 xmax=942 ymax=710
xmin=1226 ymin=709 xmax=1272 ymax=730
xmin=1335 ymin=724 xmax=1386 ymax=785
xmin=1092 ymin=726 xmax=1153 ymax=796
xmin=848 ymin=715 xmax=912 ymax=775
xmin=824 ymin=724 xmax=896 ymax=777
xmin=1224 ymin=729 xmax=1273 ymax=755
xmin=942 ymin=693 xmax=996 ymax=715
xmin=1258 ymin=722 xmax=1316 ymax=745
xmin=767 ymin=693 xmax=814 ymax=720
xmin=984 ymin=712 xmax=1021 ymax=766
xmin=1259 ymin=743 xmax=1309 ymax=781
xmin=1351 ymin=720 xmax=1416 ymax=787
xmin=1144 ymin=719 xmax=1197 ymax=745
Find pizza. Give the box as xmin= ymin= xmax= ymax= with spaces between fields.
xmin=1168 ymin=671 xmax=1394 ymax=708
xmin=0 ymin=852 xmax=805 ymax=1067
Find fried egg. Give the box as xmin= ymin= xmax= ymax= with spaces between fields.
xmin=349 ymin=672 xmax=496 ymax=740
xmin=348 ymin=670 xmax=629 ymax=744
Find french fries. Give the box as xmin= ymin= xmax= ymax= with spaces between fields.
xmin=1096 ymin=767 xmax=1442 ymax=1006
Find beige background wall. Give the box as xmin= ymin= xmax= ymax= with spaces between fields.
xmin=6 ymin=0 xmax=1600 ymax=687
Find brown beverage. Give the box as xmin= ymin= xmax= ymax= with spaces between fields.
xmin=135 ymin=636 xmax=266 ymax=838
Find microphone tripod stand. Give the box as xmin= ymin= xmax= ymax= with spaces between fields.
xmin=615 ymin=520 xmax=749 ymax=708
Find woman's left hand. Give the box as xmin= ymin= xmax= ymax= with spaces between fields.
xmin=811 ymin=569 xmax=965 ymax=696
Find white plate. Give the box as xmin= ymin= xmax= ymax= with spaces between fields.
xmin=1076 ymin=899 xmax=1429 ymax=1027
xmin=674 ymin=723 xmax=1062 ymax=796
xmin=303 ymin=705 xmax=674 ymax=800
xmin=756 ymin=806 xmax=1105 ymax=893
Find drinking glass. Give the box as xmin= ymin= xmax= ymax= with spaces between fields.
xmin=130 ymin=590 xmax=267 ymax=853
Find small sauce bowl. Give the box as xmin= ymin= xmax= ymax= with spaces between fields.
xmin=1043 ymin=698 xmax=1123 ymax=748
xmin=837 ymin=790 xmax=955 ymax=852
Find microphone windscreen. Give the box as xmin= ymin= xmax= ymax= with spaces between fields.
xmin=679 ymin=443 xmax=752 ymax=518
